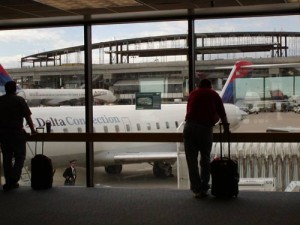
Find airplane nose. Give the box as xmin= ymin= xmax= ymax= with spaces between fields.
xmin=240 ymin=109 xmax=248 ymax=120
xmin=17 ymin=90 xmax=26 ymax=99
xmin=110 ymin=94 xmax=117 ymax=102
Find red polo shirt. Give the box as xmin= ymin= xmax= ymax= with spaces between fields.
xmin=185 ymin=87 xmax=226 ymax=127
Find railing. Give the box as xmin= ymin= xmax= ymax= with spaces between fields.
xmin=25 ymin=132 xmax=300 ymax=188
xmin=26 ymin=132 xmax=300 ymax=143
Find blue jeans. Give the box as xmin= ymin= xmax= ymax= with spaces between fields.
xmin=0 ymin=130 xmax=26 ymax=185
xmin=183 ymin=122 xmax=213 ymax=193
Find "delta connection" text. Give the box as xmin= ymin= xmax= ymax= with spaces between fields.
xmin=34 ymin=116 xmax=121 ymax=127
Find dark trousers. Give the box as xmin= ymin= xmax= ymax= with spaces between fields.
xmin=0 ymin=130 xmax=26 ymax=185
xmin=183 ymin=122 xmax=213 ymax=193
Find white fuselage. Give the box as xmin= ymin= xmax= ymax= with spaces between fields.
xmin=16 ymin=88 xmax=116 ymax=106
xmin=25 ymin=103 xmax=243 ymax=168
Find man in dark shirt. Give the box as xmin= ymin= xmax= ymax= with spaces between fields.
xmin=63 ymin=160 xmax=77 ymax=186
xmin=0 ymin=81 xmax=36 ymax=191
xmin=183 ymin=79 xmax=229 ymax=198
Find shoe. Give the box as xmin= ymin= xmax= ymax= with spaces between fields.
xmin=3 ymin=183 xmax=19 ymax=191
xmin=194 ymin=190 xmax=208 ymax=199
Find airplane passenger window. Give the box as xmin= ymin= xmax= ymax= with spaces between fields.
xmin=147 ymin=123 xmax=151 ymax=130
xmin=175 ymin=121 xmax=179 ymax=128
xmin=104 ymin=126 xmax=108 ymax=133
xmin=137 ymin=123 xmax=141 ymax=131
xmin=63 ymin=128 xmax=68 ymax=133
xmin=77 ymin=127 xmax=82 ymax=133
xmin=166 ymin=122 xmax=170 ymax=129
xmin=115 ymin=125 xmax=120 ymax=133
xmin=126 ymin=124 xmax=130 ymax=132
xmin=156 ymin=122 xmax=160 ymax=130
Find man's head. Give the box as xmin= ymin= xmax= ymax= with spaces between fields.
xmin=199 ymin=79 xmax=212 ymax=89
xmin=5 ymin=81 xmax=17 ymax=94
xmin=70 ymin=159 xmax=77 ymax=167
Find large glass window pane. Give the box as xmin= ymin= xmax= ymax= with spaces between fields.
xmin=92 ymin=21 xmax=188 ymax=189
xmin=0 ymin=27 xmax=86 ymax=187
xmin=195 ymin=15 xmax=300 ymax=192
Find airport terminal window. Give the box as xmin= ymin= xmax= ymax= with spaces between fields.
xmin=265 ymin=77 xmax=294 ymax=99
xmin=235 ymin=76 xmax=296 ymax=111
xmin=167 ymin=84 xmax=183 ymax=93
xmin=236 ymin=78 xmax=264 ymax=100
xmin=9 ymin=17 xmax=300 ymax=190
xmin=296 ymin=77 xmax=300 ymax=96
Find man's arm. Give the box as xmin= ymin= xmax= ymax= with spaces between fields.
xmin=25 ymin=115 xmax=36 ymax=134
xmin=215 ymin=93 xmax=230 ymax=133
xmin=220 ymin=115 xmax=230 ymax=133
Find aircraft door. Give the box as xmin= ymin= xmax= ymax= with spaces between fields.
xmin=121 ymin=117 xmax=132 ymax=132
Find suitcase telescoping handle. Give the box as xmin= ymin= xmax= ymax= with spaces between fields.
xmin=35 ymin=127 xmax=45 ymax=155
xmin=219 ymin=123 xmax=230 ymax=160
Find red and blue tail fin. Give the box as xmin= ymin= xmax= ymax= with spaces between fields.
xmin=0 ymin=64 xmax=12 ymax=86
xmin=0 ymin=64 xmax=13 ymax=93
xmin=0 ymin=65 xmax=23 ymax=94
xmin=0 ymin=64 xmax=13 ymax=86
xmin=220 ymin=61 xmax=253 ymax=104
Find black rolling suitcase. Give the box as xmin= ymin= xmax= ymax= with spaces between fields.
xmin=210 ymin=124 xmax=239 ymax=197
xmin=31 ymin=128 xmax=53 ymax=190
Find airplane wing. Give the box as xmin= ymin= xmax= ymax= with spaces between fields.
xmin=95 ymin=151 xmax=177 ymax=165
xmin=114 ymin=152 xmax=177 ymax=164
xmin=42 ymin=97 xmax=84 ymax=106
xmin=266 ymin=126 xmax=300 ymax=133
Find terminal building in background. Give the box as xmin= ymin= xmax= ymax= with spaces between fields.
xmin=7 ymin=31 xmax=300 ymax=105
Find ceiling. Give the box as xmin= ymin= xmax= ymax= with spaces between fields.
xmin=0 ymin=0 xmax=299 ymax=29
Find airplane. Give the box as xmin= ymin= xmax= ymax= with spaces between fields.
xmin=220 ymin=61 xmax=300 ymax=113
xmin=22 ymin=61 xmax=248 ymax=179
xmin=0 ymin=65 xmax=116 ymax=106
xmin=266 ymin=126 xmax=300 ymax=133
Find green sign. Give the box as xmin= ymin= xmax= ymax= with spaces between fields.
xmin=135 ymin=92 xmax=161 ymax=110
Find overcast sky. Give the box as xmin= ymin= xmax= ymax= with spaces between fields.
xmin=0 ymin=15 xmax=299 ymax=68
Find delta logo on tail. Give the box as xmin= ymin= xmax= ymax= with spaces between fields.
xmin=0 ymin=65 xmax=25 ymax=94
xmin=0 ymin=64 xmax=13 ymax=86
xmin=221 ymin=60 xmax=253 ymax=104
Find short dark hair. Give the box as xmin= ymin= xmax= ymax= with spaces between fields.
xmin=199 ymin=79 xmax=212 ymax=88
xmin=5 ymin=81 xmax=16 ymax=94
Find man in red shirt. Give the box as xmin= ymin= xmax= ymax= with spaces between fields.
xmin=183 ymin=79 xmax=229 ymax=198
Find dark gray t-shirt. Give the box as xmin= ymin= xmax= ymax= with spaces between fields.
xmin=0 ymin=94 xmax=32 ymax=130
